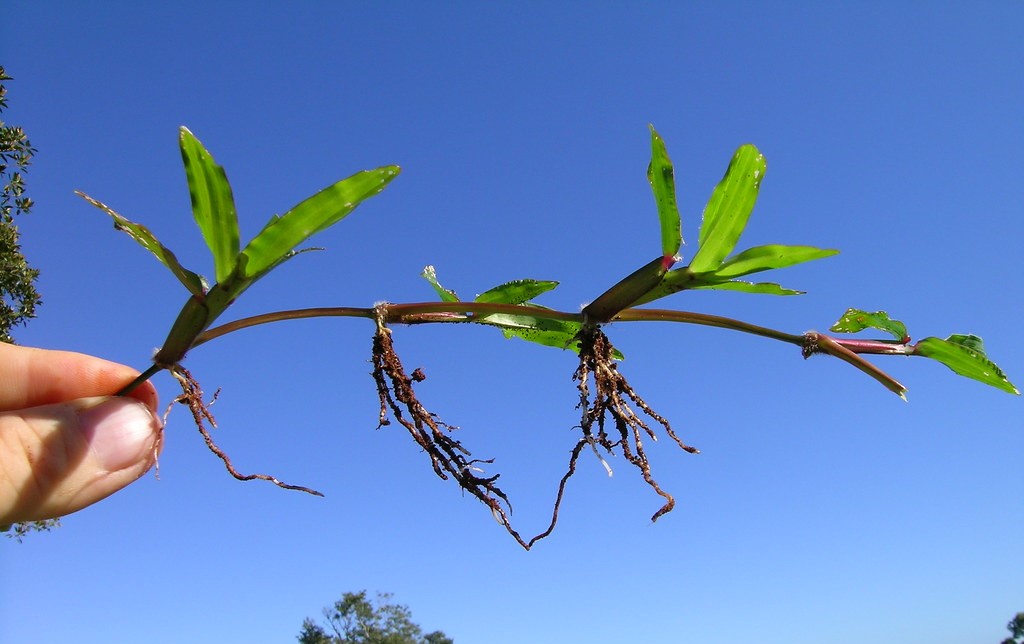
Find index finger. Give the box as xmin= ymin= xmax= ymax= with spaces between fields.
xmin=0 ymin=343 xmax=158 ymax=412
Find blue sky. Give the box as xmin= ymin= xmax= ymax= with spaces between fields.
xmin=2 ymin=3 xmax=1022 ymax=642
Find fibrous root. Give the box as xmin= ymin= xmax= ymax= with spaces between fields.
xmin=169 ymin=364 xmax=323 ymax=496
xmin=369 ymin=305 xmax=699 ymax=549
xmin=370 ymin=307 xmax=538 ymax=545
xmin=571 ymin=325 xmax=699 ymax=522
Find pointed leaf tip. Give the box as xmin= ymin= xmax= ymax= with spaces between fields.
xmin=712 ymin=245 xmax=839 ymax=280
xmin=178 ymin=127 xmax=241 ymax=284
xmin=76 ymin=190 xmax=206 ymax=298
xmin=690 ymin=144 xmax=766 ymax=274
xmin=421 ymin=265 xmax=460 ymax=302
xmin=239 ymin=165 xmax=399 ymax=281
xmin=475 ymin=279 xmax=558 ymax=305
xmin=691 ymin=279 xmax=804 ymax=295
xmin=647 ymin=125 xmax=683 ymax=260
xmin=915 ymin=335 xmax=1019 ymax=394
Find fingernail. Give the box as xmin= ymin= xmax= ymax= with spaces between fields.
xmin=76 ymin=398 xmax=162 ymax=472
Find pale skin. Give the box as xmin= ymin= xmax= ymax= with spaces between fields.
xmin=0 ymin=343 xmax=162 ymax=525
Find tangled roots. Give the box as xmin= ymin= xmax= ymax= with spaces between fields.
xmin=170 ymin=318 xmax=699 ymax=549
xmin=370 ymin=309 xmax=700 ymax=550
xmin=368 ymin=316 xmax=547 ymax=546
xmin=170 ymin=365 xmax=323 ymax=496
xmin=572 ymin=325 xmax=699 ymax=522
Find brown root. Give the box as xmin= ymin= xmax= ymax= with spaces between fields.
xmin=370 ymin=305 xmax=698 ymax=549
xmin=158 ymin=315 xmax=696 ymax=548
xmin=372 ymin=313 xmax=605 ymax=549
xmin=369 ymin=312 xmax=540 ymax=546
xmin=572 ymin=325 xmax=699 ymax=522
xmin=169 ymin=365 xmax=324 ymax=497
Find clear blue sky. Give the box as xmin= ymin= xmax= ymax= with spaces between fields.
xmin=2 ymin=3 xmax=1022 ymax=643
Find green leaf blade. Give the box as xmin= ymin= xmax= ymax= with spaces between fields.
xmin=421 ymin=265 xmax=460 ymax=302
xmin=502 ymin=325 xmax=585 ymax=353
xmin=240 ymin=165 xmax=400 ymax=280
xmin=690 ymin=145 xmax=766 ymax=274
xmin=629 ymin=267 xmax=695 ymax=306
xmin=179 ymin=127 xmax=240 ymax=283
xmin=76 ymin=191 xmax=206 ymax=298
xmin=484 ymin=315 xmax=624 ymax=359
xmin=915 ymin=335 xmax=1019 ymax=394
xmin=475 ymin=279 xmax=558 ymax=304
xmin=481 ymin=313 xmax=579 ymax=349
xmin=711 ymin=245 xmax=839 ymax=279
xmin=647 ymin=125 xmax=683 ymax=261
xmin=690 ymin=279 xmax=803 ymax=296
xmin=830 ymin=308 xmax=908 ymax=342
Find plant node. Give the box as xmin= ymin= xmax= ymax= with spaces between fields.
xmin=169 ymin=365 xmax=323 ymax=496
xmin=801 ymin=331 xmax=822 ymax=358
xmin=572 ymin=325 xmax=699 ymax=522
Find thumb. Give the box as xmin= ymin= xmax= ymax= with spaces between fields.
xmin=0 ymin=396 xmax=163 ymax=524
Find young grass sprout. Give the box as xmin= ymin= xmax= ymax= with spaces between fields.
xmin=78 ymin=125 xmax=1018 ymax=549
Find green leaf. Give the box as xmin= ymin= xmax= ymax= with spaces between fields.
xmin=711 ymin=245 xmax=839 ymax=279
xmin=503 ymin=327 xmax=573 ymax=348
xmin=621 ymin=244 xmax=831 ymax=306
xmin=468 ymin=281 xmax=620 ymax=355
xmin=502 ymin=324 xmax=584 ymax=353
xmin=480 ymin=312 xmax=579 ymax=347
xmin=690 ymin=279 xmax=803 ymax=295
xmin=830 ymin=308 xmax=908 ymax=342
xmin=915 ymin=335 xmax=1019 ymax=394
xmin=486 ymin=316 xmax=623 ymax=359
xmin=179 ymin=127 xmax=240 ymax=283
xmin=647 ymin=125 xmax=682 ymax=261
xmin=689 ymin=145 xmax=766 ymax=274
xmin=240 ymin=166 xmax=400 ymax=280
xmin=628 ymin=267 xmax=693 ymax=306
xmin=420 ymin=265 xmax=460 ymax=302
xmin=252 ymin=246 xmax=324 ymax=276
xmin=475 ymin=279 xmax=558 ymax=304
xmin=76 ymin=191 xmax=207 ymax=298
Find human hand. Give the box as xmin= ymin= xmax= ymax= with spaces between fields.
xmin=0 ymin=343 xmax=162 ymax=526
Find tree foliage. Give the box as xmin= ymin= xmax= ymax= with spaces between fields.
xmin=298 ymin=591 xmax=452 ymax=644
xmin=0 ymin=66 xmax=41 ymax=344
xmin=0 ymin=66 xmax=57 ymax=541
xmin=1002 ymin=612 xmax=1024 ymax=644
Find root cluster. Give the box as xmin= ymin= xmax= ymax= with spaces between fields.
xmin=169 ymin=313 xmax=699 ymax=550
xmin=370 ymin=308 xmax=699 ymax=549
xmin=369 ymin=317 xmax=532 ymax=544
xmin=572 ymin=325 xmax=699 ymax=522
